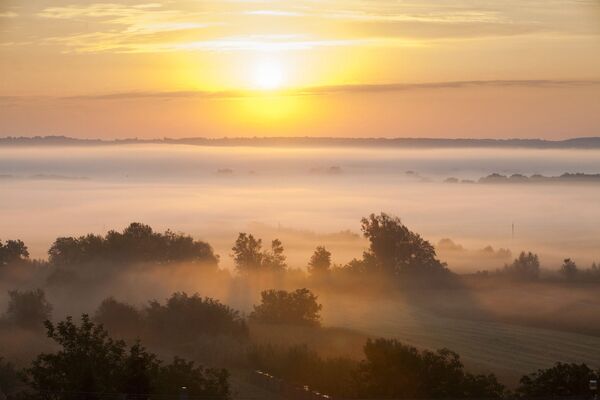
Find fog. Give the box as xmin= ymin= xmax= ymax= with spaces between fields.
xmin=2 ymin=144 xmax=599 ymax=270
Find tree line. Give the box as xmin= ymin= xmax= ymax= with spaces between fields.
xmin=3 ymin=213 xmax=598 ymax=285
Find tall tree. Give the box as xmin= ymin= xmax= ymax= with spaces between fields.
xmin=307 ymin=246 xmax=332 ymax=275
xmin=359 ymin=213 xmax=447 ymax=275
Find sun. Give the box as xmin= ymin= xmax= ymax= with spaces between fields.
xmin=252 ymin=59 xmax=285 ymax=90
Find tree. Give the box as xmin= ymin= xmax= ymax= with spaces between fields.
xmin=357 ymin=339 xmax=505 ymax=399
xmin=560 ymin=258 xmax=578 ymax=280
xmin=25 ymin=314 xmax=230 ymax=400
xmin=250 ymin=288 xmax=322 ymax=326
xmin=231 ymin=233 xmax=286 ymax=273
xmin=359 ymin=213 xmax=447 ymax=276
xmin=0 ymin=239 xmax=29 ymax=267
xmin=503 ymin=252 xmax=540 ymax=280
xmin=94 ymin=297 xmax=143 ymax=339
xmin=231 ymin=233 xmax=264 ymax=272
xmin=145 ymin=292 xmax=248 ymax=341
xmin=262 ymin=239 xmax=287 ymax=270
xmin=3 ymin=289 xmax=52 ymax=330
xmin=0 ymin=357 xmax=22 ymax=397
xmin=307 ymin=246 xmax=332 ymax=275
xmin=518 ymin=362 xmax=599 ymax=397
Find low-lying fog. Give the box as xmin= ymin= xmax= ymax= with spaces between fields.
xmin=2 ymin=144 xmax=600 ymax=270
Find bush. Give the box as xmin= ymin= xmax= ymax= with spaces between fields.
xmin=3 ymin=289 xmax=52 ymax=330
xmin=518 ymin=362 xmax=600 ymax=397
xmin=250 ymin=289 xmax=322 ymax=327
xmin=357 ymin=338 xmax=506 ymax=399
xmin=94 ymin=297 xmax=143 ymax=339
xmin=145 ymin=292 xmax=248 ymax=342
xmin=24 ymin=314 xmax=230 ymax=400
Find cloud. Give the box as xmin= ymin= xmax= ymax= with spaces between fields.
xmin=51 ymin=79 xmax=600 ymax=101
xmin=0 ymin=11 xmax=18 ymax=18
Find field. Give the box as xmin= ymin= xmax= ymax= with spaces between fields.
xmin=322 ymin=290 xmax=600 ymax=385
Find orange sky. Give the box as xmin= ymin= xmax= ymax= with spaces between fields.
xmin=1 ymin=0 xmax=600 ymax=138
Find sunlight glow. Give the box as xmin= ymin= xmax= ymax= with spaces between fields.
xmin=252 ymin=59 xmax=285 ymax=90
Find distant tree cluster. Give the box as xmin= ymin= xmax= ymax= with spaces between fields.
xmin=1 ymin=289 xmax=52 ymax=330
xmin=48 ymin=222 xmax=218 ymax=268
xmin=95 ymin=292 xmax=249 ymax=342
xmin=0 ymin=239 xmax=29 ymax=267
xmin=501 ymin=252 xmax=541 ymax=280
xmin=250 ymin=288 xmax=322 ymax=326
xmin=231 ymin=233 xmax=286 ymax=273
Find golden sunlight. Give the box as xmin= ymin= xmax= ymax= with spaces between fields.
xmin=252 ymin=59 xmax=285 ymax=90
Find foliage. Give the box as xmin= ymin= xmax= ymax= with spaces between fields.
xmin=353 ymin=213 xmax=448 ymax=276
xmin=307 ymin=246 xmax=332 ymax=275
xmin=357 ymin=338 xmax=506 ymax=399
xmin=502 ymin=252 xmax=540 ymax=280
xmin=250 ymin=339 xmax=505 ymax=399
xmin=250 ymin=288 xmax=322 ymax=326
xmin=3 ymin=289 xmax=52 ymax=330
xmin=48 ymin=223 xmax=218 ymax=268
xmin=24 ymin=314 xmax=230 ymax=400
xmin=94 ymin=297 xmax=143 ymax=339
xmin=0 ymin=357 xmax=23 ymax=397
xmin=0 ymin=239 xmax=29 ymax=267
xmin=517 ymin=362 xmax=599 ymax=397
xmin=145 ymin=292 xmax=248 ymax=341
xmin=560 ymin=258 xmax=579 ymax=280
xmin=231 ymin=233 xmax=287 ymax=273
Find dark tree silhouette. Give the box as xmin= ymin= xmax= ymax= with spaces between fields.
xmin=145 ymin=292 xmax=248 ymax=341
xmin=307 ymin=246 xmax=332 ymax=275
xmin=250 ymin=288 xmax=322 ymax=326
xmin=25 ymin=314 xmax=230 ymax=400
xmin=357 ymin=338 xmax=506 ymax=399
xmin=354 ymin=213 xmax=447 ymax=276
xmin=0 ymin=239 xmax=29 ymax=267
xmin=231 ymin=233 xmax=286 ymax=273
xmin=503 ymin=252 xmax=541 ymax=280
xmin=3 ymin=289 xmax=52 ymax=330
xmin=94 ymin=297 xmax=144 ymax=339
xmin=48 ymin=223 xmax=218 ymax=268
xmin=560 ymin=258 xmax=578 ymax=280
xmin=518 ymin=362 xmax=599 ymax=397
xmin=0 ymin=357 xmax=22 ymax=397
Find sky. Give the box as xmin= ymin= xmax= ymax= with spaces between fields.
xmin=1 ymin=0 xmax=600 ymax=138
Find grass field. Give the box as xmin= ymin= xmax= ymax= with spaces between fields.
xmin=322 ymin=293 xmax=600 ymax=386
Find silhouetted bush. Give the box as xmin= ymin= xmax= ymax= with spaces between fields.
xmin=0 ymin=357 xmax=23 ymax=398
xmin=3 ymin=289 xmax=52 ymax=330
xmin=48 ymin=223 xmax=218 ymax=268
xmin=145 ymin=292 xmax=248 ymax=342
xmin=249 ymin=338 xmax=506 ymax=399
xmin=518 ymin=362 xmax=600 ymax=397
xmin=357 ymin=338 xmax=506 ymax=398
xmin=250 ymin=289 xmax=322 ymax=326
xmin=24 ymin=314 xmax=230 ymax=400
xmin=94 ymin=297 xmax=144 ymax=340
